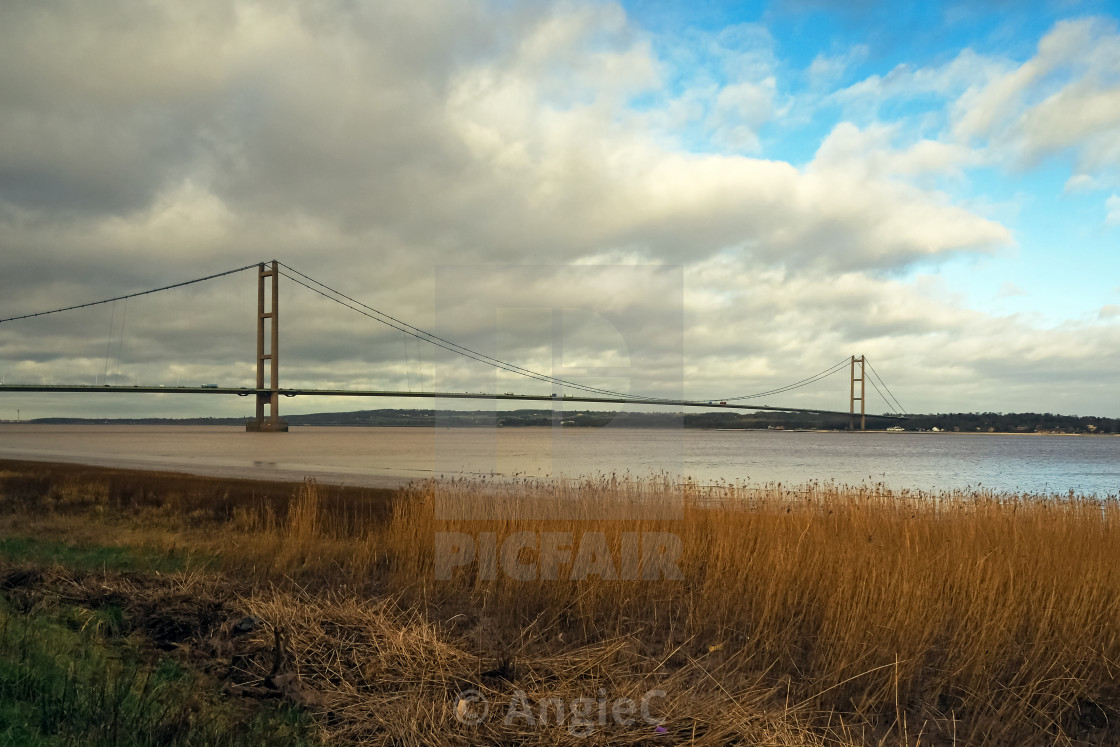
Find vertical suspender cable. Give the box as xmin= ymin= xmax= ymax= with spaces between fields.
xmin=114 ymin=297 xmax=128 ymax=382
xmin=102 ymin=300 xmax=116 ymax=384
xmin=403 ymin=331 xmax=412 ymax=392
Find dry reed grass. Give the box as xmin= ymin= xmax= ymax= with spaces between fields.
xmin=377 ymin=476 xmax=1120 ymax=744
xmin=2 ymin=461 xmax=1119 ymax=744
xmin=239 ymin=588 xmax=844 ymax=746
xmin=0 ymin=561 xmax=846 ymax=746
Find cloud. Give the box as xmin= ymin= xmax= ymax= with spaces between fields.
xmin=997 ymin=281 xmax=1027 ymax=298
xmin=951 ymin=17 xmax=1120 ymax=181
xmin=832 ymin=17 xmax=1120 ymax=188
xmin=708 ymin=79 xmax=776 ymax=151
xmin=807 ymin=44 xmax=869 ymax=90
xmin=1064 ymin=173 xmax=1103 ymax=193
xmin=633 ymin=22 xmax=784 ymax=153
xmin=677 ymin=257 xmax=1120 ymax=414
xmin=0 ymin=0 xmax=1009 ymax=277
xmin=443 ymin=33 xmax=1011 ymax=273
xmin=811 ymin=122 xmax=985 ymax=180
xmin=0 ymin=1 xmax=1116 ymax=421
xmin=831 ymin=48 xmax=1009 ymax=122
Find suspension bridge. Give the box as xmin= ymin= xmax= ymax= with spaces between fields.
xmin=0 ymin=261 xmax=907 ymax=432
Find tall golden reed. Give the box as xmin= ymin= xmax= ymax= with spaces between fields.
xmin=4 ymin=461 xmax=1118 ymax=743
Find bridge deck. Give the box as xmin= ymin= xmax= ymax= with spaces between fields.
xmin=0 ymin=385 xmax=905 ymax=420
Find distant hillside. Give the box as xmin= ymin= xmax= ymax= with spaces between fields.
xmin=22 ymin=408 xmax=1120 ymax=433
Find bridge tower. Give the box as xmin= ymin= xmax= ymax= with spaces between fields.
xmin=246 ymin=260 xmax=288 ymax=432
xmin=849 ymin=354 xmax=865 ymax=432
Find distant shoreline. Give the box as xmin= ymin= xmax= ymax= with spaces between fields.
xmin=0 ymin=406 xmax=1116 ymax=435
xmin=0 ymin=421 xmax=1115 ymax=436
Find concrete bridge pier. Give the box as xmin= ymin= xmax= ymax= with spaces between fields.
xmin=247 ymin=260 xmax=288 ymax=432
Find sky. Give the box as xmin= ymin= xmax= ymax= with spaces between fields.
xmin=1 ymin=0 xmax=1120 ymax=420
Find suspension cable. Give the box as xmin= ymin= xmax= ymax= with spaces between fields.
xmin=864 ymin=372 xmax=892 ymax=413
xmin=278 ymin=264 xmax=680 ymax=401
xmin=0 ymin=263 xmax=260 ymax=324
xmin=279 ymin=261 xmax=856 ymax=405
xmin=720 ymin=357 xmax=851 ymax=401
xmin=278 ymin=267 xmax=672 ymax=401
xmin=280 ymin=261 xmax=862 ymax=406
xmin=865 ymin=358 xmax=906 ymax=414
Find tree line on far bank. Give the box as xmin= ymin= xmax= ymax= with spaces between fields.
xmin=23 ymin=408 xmax=1120 ymax=433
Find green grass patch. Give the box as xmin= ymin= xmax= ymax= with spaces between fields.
xmin=0 ymin=537 xmax=196 ymax=574
xmin=0 ymin=597 xmax=317 ymax=746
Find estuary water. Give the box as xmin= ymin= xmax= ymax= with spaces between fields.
xmin=0 ymin=424 xmax=1117 ymax=496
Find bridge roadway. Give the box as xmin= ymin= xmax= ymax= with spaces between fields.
xmin=0 ymin=384 xmax=905 ymax=420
